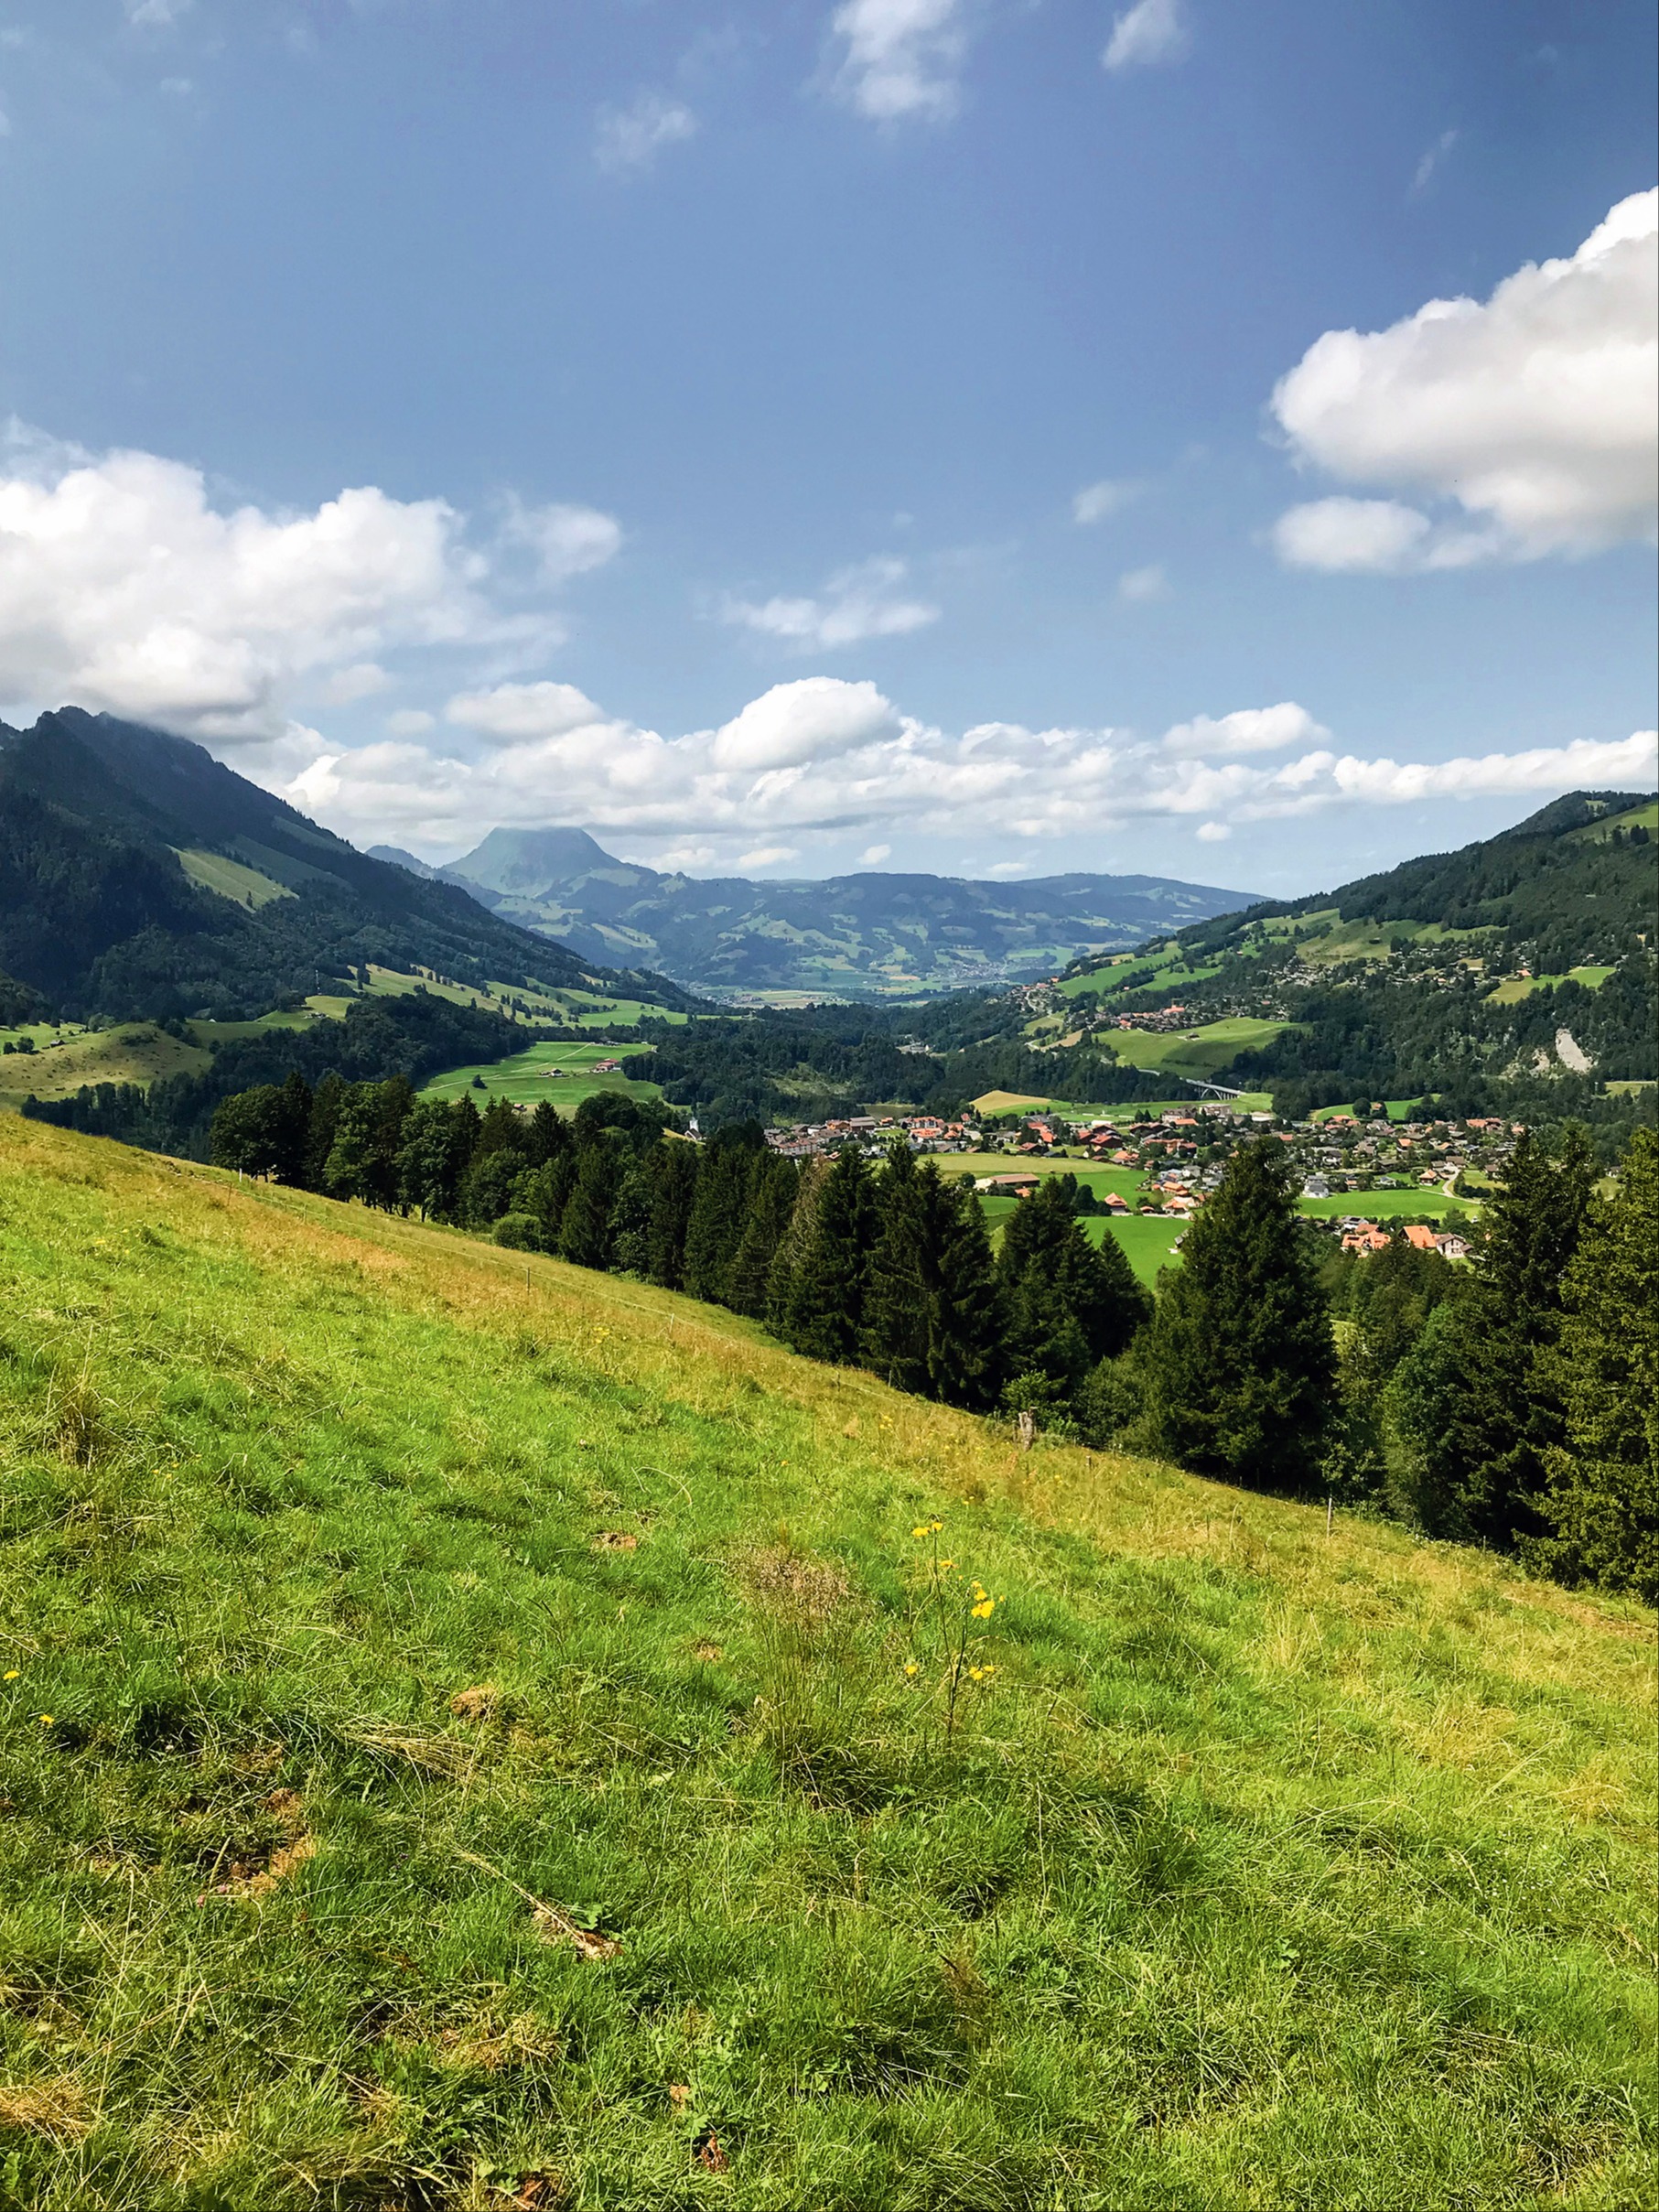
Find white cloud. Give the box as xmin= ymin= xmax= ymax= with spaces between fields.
xmin=385 ymin=708 xmax=435 ymax=737
xmin=1073 ymin=478 xmax=1140 ymax=523
xmin=322 ymin=662 xmax=393 ymax=705
xmin=499 ymin=497 xmax=623 ymax=584
xmin=736 ymin=845 xmax=800 ymax=869
xmin=646 ymin=843 xmax=718 ymax=872
xmin=712 ymin=676 xmax=900 ymax=771
xmin=858 ymin=842 xmax=892 ymax=865
xmin=0 ymin=426 xmax=618 ymax=739
xmin=829 ymin=0 xmax=969 ymax=122
xmin=1103 ymin=0 xmax=1188 ymax=73
xmin=1410 ymin=128 xmax=1459 ymax=197
xmin=1163 ymin=703 xmax=1327 ymax=758
xmin=126 ymin=0 xmax=191 ymax=24
xmin=723 ymin=556 xmax=939 ymax=650
xmin=447 ymin=680 xmax=608 ymax=745
xmin=1195 ymin=820 xmax=1231 ymax=842
xmin=594 ymin=92 xmax=698 ymax=176
xmin=272 ymin=667 xmax=1658 ymax=859
xmin=1270 ymin=496 xmax=1498 ymax=574
xmin=1117 ymin=562 xmax=1169 ymax=602
xmin=1271 ymin=188 xmax=1659 ymax=563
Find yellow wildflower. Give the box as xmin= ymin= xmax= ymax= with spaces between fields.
xmin=38 ymin=1714 xmax=53 ymax=1726
xmin=3 ymin=1669 xmax=18 ymax=1680
xmin=971 ymin=1598 xmax=995 ymax=1619
xmin=903 ymin=1661 xmax=919 ymax=1677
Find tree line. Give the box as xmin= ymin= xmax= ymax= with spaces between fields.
xmin=210 ymin=1071 xmax=1655 ymax=1604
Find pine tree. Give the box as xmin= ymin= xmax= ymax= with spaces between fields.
xmin=779 ymin=1144 xmax=872 ymax=1363
xmin=860 ymin=1140 xmax=932 ymax=1391
xmin=1139 ymin=1138 xmax=1337 ymax=1492
xmin=556 ymin=1141 xmax=621 ymax=1269
xmin=724 ymin=1154 xmax=799 ymax=1318
xmin=1529 ymin=1127 xmax=1658 ymax=1602
xmin=923 ymin=1170 xmax=1005 ymax=1410
xmin=1428 ymin=1125 xmax=1594 ymax=1547
xmin=646 ymin=1140 xmax=702 ymax=1290
xmin=766 ymin=1157 xmax=830 ymax=1336
xmin=683 ymin=1129 xmax=762 ymax=1302
xmin=997 ymin=1176 xmax=1150 ymax=1401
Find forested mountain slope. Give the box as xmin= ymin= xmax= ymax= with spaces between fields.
xmin=372 ymin=824 xmax=1260 ymax=997
xmin=1050 ymin=791 xmax=1658 ymax=1116
xmin=2 ymin=1114 xmax=1652 ymax=2210
xmin=0 ymin=709 xmax=688 ymax=1023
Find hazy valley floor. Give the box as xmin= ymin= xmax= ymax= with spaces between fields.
xmin=0 ymin=1119 xmax=1653 ymax=2210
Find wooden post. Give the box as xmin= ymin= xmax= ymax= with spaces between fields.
xmin=1326 ymin=1496 xmax=1333 ymax=1538
xmin=1016 ymin=1410 xmax=1035 ymax=1453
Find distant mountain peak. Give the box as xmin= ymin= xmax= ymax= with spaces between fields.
xmin=451 ymin=825 xmax=620 ymax=895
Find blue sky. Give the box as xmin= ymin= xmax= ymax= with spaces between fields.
xmin=0 ymin=0 xmax=1653 ymax=893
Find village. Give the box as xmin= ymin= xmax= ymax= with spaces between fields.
xmin=749 ymin=1095 xmax=1514 ymax=1258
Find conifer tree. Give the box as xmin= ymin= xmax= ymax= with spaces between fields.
xmin=683 ymin=1128 xmax=762 ymax=1302
xmin=1139 ymin=1138 xmax=1336 ymax=1491
xmin=645 ymin=1139 xmax=701 ymax=1289
xmin=923 ymin=1169 xmax=1005 ymax=1410
xmin=1426 ymin=1125 xmax=1594 ymax=1547
xmin=725 ymin=1153 xmax=799 ymax=1318
xmin=766 ymin=1156 xmax=830 ymax=1336
xmin=779 ymin=1143 xmax=872 ymax=1363
xmin=556 ymin=1140 xmax=621 ymax=1269
xmin=860 ymin=1140 xmax=932 ymax=1391
xmin=1529 ymin=1127 xmax=1658 ymax=1602
xmin=997 ymin=1175 xmax=1150 ymax=1401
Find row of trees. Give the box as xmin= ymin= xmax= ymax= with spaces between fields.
xmin=210 ymin=1072 xmax=1152 ymax=1418
xmin=212 ymin=1070 xmax=1655 ymax=1602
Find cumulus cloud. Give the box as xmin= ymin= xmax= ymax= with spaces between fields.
xmin=1195 ymin=821 xmax=1231 ymax=841
xmin=828 ymin=0 xmax=969 ymax=122
xmin=1162 ymin=703 xmax=1327 ymax=757
xmin=858 ymin=842 xmax=893 ymax=865
xmin=1103 ymin=0 xmax=1188 ymax=72
xmin=447 ymin=680 xmax=608 ymax=745
xmin=273 ymin=667 xmax=1658 ymax=859
xmin=712 ymin=677 xmax=900 ymax=771
xmin=594 ymin=92 xmax=698 ymax=176
xmin=1270 ymin=496 xmax=1497 ymax=574
xmin=736 ymin=845 xmax=800 ymax=869
xmin=1117 ymin=562 xmax=1169 ymax=602
xmin=0 ymin=426 xmax=620 ymax=738
xmin=723 ymin=556 xmax=939 ymax=651
xmin=1073 ymin=478 xmax=1140 ymax=523
xmin=126 ymin=0 xmax=191 ymax=25
xmin=1271 ymin=188 xmax=1659 ymax=566
xmin=499 ymin=497 xmax=623 ymax=584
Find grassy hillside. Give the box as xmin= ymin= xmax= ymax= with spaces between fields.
xmin=1 ymin=1119 xmax=1653 ymax=2212
xmin=420 ymin=1041 xmax=667 ymax=1113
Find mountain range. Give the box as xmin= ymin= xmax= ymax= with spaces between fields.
xmin=0 ymin=710 xmax=687 ymax=1023
xmin=370 ymin=825 xmax=1261 ymax=998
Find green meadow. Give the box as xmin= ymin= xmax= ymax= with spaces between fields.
xmin=419 ymin=1041 xmax=666 ymax=1113
xmin=0 ymin=1118 xmax=1653 ymax=2211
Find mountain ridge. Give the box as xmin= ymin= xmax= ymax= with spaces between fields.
xmin=368 ymin=825 xmax=1264 ymax=998
xmin=0 ymin=709 xmax=692 ymax=1021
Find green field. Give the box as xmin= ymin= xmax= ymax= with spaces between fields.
xmin=1488 ymin=966 xmax=1616 ymax=1006
xmin=1103 ymin=1016 xmax=1295 ymax=1078
xmin=173 ymin=847 xmax=296 ymax=909
xmin=1310 ymin=1099 xmax=1425 ymax=1124
xmin=420 ymin=1040 xmax=665 ymax=1111
xmin=1082 ymin=1208 xmax=1188 ymax=1285
xmin=5 ymin=1119 xmax=1650 ymax=2208
xmin=1297 ymin=1188 xmax=1477 ymax=1222
xmin=0 ymin=1021 xmax=211 ymax=1107
xmin=971 ymin=1089 xmax=1276 ymax=1118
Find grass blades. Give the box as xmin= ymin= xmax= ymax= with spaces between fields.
xmin=0 ymin=1117 xmax=1653 ymax=2210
